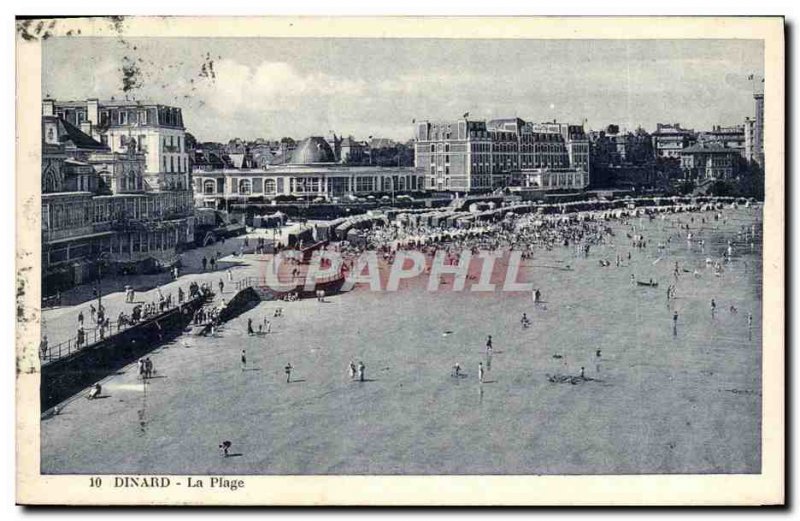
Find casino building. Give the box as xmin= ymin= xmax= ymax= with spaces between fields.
xmin=192 ymin=136 xmax=423 ymax=208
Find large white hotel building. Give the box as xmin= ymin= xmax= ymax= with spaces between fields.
xmin=413 ymin=117 xmax=590 ymax=192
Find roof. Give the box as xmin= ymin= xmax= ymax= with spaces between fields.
xmin=288 ymin=137 xmax=336 ymax=164
xmin=653 ymin=127 xmax=694 ymax=136
xmin=369 ymin=137 xmax=396 ymax=149
xmin=64 ymin=159 xmax=91 ymax=166
xmin=487 ymin=118 xmax=526 ymax=131
xmin=229 ymin=153 xmax=247 ymax=169
xmin=191 ymin=165 xmax=417 ymax=176
xmin=51 ymin=99 xmax=180 ymax=109
xmin=44 ymin=116 xmax=108 ymax=151
xmin=681 ymin=143 xmax=737 ymax=154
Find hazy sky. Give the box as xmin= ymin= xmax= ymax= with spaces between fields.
xmin=42 ymin=37 xmax=763 ymax=142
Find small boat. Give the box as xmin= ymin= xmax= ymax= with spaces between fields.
xmin=636 ymin=280 xmax=659 ymax=287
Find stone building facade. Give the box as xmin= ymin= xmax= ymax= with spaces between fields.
xmin=700 ymin=125 xmax=746 ymax=157
xmin=679 ymin=143 xmax=742 ymax=181
xmin=744 ymin=91 xmax=765 ymax=167
xmin=651 ymin=123 xmax=696 ymax=159
xmin=43 ymin=98 xmax=191 ymax=192
xmin=414 ymin=117 xmax=589 ymax=192
xmin=40 ymin=107 xmax=195 ymax=295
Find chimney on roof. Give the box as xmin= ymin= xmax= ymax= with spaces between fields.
xmin=42 ymin=99 xmax=54 ymax=117
xmin=80 ymin=121 xmax=93 ymax=137
xmin=87 ymin=99 xmax=99 ymax=126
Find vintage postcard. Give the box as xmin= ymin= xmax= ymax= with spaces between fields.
xmin=15 ymin=16 xmax=784 ymax=505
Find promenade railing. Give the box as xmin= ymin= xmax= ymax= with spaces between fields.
xmin=235 ymin=271 xmax=344 ymax=293
xmin=39 ymin=297 xmax=204 ymax=365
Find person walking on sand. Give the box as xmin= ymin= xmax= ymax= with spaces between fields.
xmin=478 ymin=362 xmax=485 ymax=383
xmin=349 ymin=361 xmax=357 ymax=380
xmin=241 ymin=349 xmax=247 ymax=371
xmin=247 ymin=318 xmax=254 ymax=336
xmin=285 ymin=362 xmax=293 ymax=383
xmin=485 ymin=335 xmax=493 ymax=354
xmin=357 ymin=361 xmax=365 ymax=382
xmin=219 ymin=441 xmax=231 ymax=457
xmin=711 ymin=298 xmax=717 ymax=318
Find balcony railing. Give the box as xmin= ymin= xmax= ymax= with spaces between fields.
xmin=42 ymin=226 xmax=95 ymax=243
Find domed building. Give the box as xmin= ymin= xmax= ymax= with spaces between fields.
xmin=193 ymin=136 xmax=423 ymax=208
xmin=288 ymin=137 xmax=337 ymax=165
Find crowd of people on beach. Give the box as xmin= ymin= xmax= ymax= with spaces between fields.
xmin=53 ymin=198 xmax=763 ymax=453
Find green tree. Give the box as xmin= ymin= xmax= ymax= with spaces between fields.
xmin=184 ymin=132 xmax=197 ymax=151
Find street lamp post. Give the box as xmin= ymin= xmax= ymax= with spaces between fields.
xmin=95 ymin=251 xmax=110 ymax=322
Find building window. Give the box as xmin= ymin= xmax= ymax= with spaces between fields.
xmin=119 ymin=111 xmax=128 ymax=125
xmin=240 ymin=179 xmax=251 ymax=194
xmin=203 ymin=180 xmax=215 ymax=194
